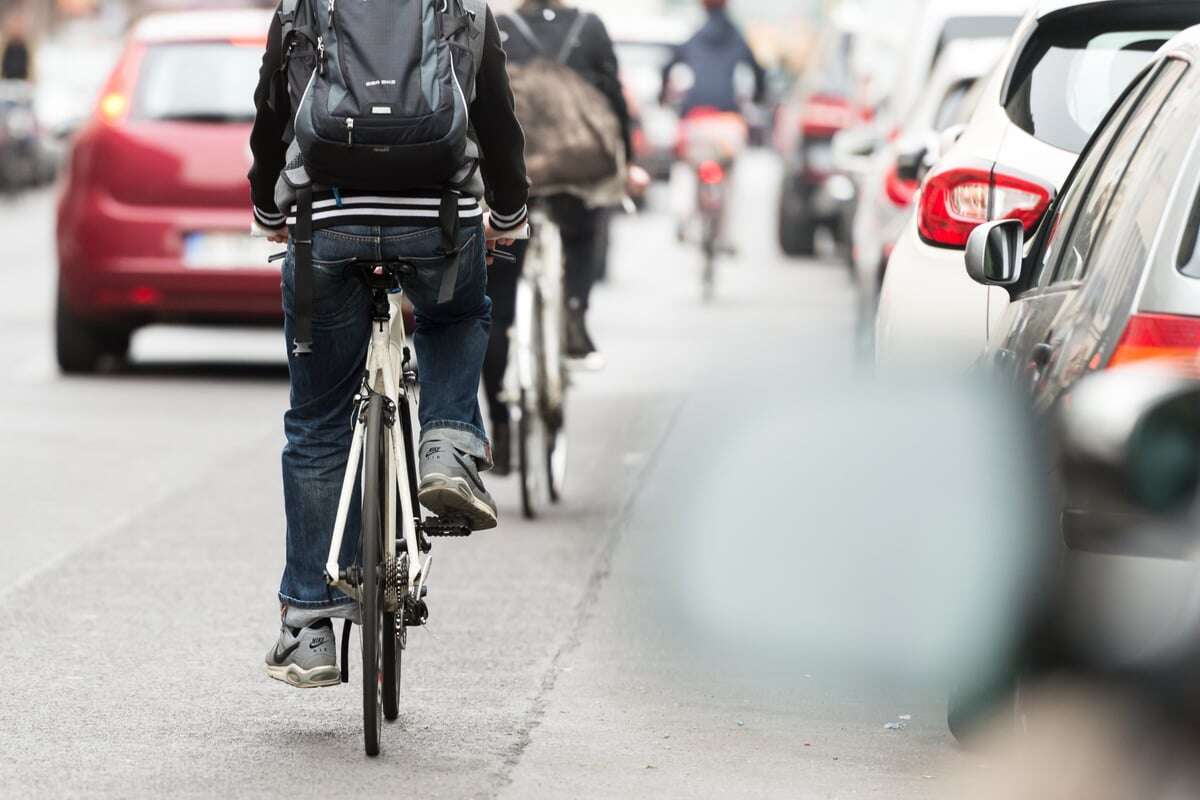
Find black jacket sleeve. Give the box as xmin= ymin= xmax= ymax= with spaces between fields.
xmin=581 ymin=13 xmax=634 ymax=164
xmin=471 ymin=7 xmax=530 ymax=232
xmin=247 ymin=9 xmax=288 ymax=229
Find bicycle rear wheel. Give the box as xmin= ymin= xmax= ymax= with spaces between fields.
xmin=519 ymin=295 xmax=549 ymax=519
xmin=384 ymin=396 xmax=420 ymax=722
xmin=360 ymin=396 xmax=386 ymax=757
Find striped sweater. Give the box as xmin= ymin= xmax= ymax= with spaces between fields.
xmin=248 ymin=4 xmax=529 ymax=233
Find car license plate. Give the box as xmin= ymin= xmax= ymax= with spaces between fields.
xmin=183 ymin=232 xmax=280 ymax=270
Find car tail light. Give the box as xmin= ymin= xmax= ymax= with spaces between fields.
xmin=917 ymin=166 xmax=1053 ymax=249
xmin=698 ymin=160 xmax=725 ymax=185
xmin=1109 ymin=313 xmax=1200 ymax=368
xmin=800 ymin=94 xmax=857 ymax=138
xmin=94 ymin=44 xmax=144 ymax=125
xmin=884 ymin=163 xmax=917 ymax=208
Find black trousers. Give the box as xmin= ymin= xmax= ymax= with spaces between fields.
xmin=482 ymin=195 xmax=605 ymax=425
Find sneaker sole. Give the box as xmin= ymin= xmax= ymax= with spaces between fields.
xmin=419 ymin=474 xmax=498 ymax=531
xmin=265 ymin=662 xmax=340 ymax=689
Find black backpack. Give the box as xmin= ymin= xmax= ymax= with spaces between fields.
xmin=273 ymin=0 xmax=487 ymax=355
xmin=277 ymin=0 xmax=486 ymax=190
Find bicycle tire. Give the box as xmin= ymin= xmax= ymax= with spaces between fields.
xmin=547 ymin=421 xmax=567 ymax=504
xmin=518 ymin=390 xmax=540 ymax=520
xmin=360 ymin=396 xmax=385 ymax=757
xmin=519 ymin=295 xmax=548 ymax=519
xmin=384 ymin=397 xmax=420 ymax=722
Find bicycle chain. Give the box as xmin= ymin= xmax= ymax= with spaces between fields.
xmin=392 ymin=555 xmax=409 ymax=646
xmin=385 ymin=554 xmax=398 ymax=611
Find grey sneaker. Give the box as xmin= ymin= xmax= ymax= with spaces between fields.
xmin=418 ymin=439 xmax=499 ymax=531
xmin=265 ymin=619 xmax=339 ymax=688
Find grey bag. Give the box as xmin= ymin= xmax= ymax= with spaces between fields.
xmin=502 ymin=11 xmax=624 ymax=200
xmin=277 ymin=0 xmax=486 ymax=191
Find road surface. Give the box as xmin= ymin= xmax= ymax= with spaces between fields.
xmin=0 ymin=153 xmax=967 ymax=798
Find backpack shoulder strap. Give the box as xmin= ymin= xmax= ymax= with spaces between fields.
xmin=461 ymin=0 xmax=487 ymax=75
xmin=278 ymin=0 xmax=301 ymax=39
xmin=556 ymin=10 xmax=590 ymax=65
xmin=503 ymin=12 xmax=545 ymax=55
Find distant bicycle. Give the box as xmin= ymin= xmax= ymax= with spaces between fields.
xmin=315 ymin=259 xmax=473 ymax=757
xmin=501 ymin=211 xmax=569 ymax=518
xmin=677 ymin=109 xmax=746 ymax=302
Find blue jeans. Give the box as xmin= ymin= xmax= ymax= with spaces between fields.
xmin=278 ymin=223 xmax=491 ymax=612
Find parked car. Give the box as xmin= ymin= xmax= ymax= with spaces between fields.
xmin=967 ymin=23 xmax=1200 ymax=547
xmin=877 ymin=0 xmax=1200 ymax=369
xmin=833 ymin=0 xmax=1025 ymax=269
xmin=55 ymin=9 xmax=280 ymax=373
xmin=773 ymin=4 xmax=874 ymax=256
xmin=848 ymin=37 xmax=1007 ymax=321
xmin=0 ymin=80 xmax=46 ymax=189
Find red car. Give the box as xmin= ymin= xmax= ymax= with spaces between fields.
xmin=56 ymin=9 xmax=279 ymax=373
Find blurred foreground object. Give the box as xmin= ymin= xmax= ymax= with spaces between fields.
xmin=949 ymin=363 xmax=1200 ymax=797
xmin=643 ymin=370 xmax=1054 ymax=691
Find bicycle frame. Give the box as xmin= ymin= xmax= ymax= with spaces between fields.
xmin=325 ymin=292 xmax=425 ymax=604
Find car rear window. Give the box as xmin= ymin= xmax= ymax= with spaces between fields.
xmin=134 ymin=42 xmax=262 ymax=123
xmin=1004 ymin=10 xmax=1188 ymax=153
xmin=934 ymin=16 xmax=1021 ymax=65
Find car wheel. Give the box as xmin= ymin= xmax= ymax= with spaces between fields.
xmin=778 ymin=183 xmax=816 ymax=257
xmin=56 ymin=290 xmax=131 ymax=374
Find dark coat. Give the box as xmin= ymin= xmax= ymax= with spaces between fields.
xmin=664 ymin=9 xmax=765 ymax=116
xmin=498 ymin=3 xmax=634 ymax=162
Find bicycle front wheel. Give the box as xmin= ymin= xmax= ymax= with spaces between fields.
xmin=360 ymin=396 xmax=386 ymax=757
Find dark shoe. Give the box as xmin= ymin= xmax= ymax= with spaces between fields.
xmin=491 ymin=421 xmax=512 ymax=477
xmin=565 ymin=307 xmax=598 ymax=360
xmin=418 ymin=439 xmax=499 ymax=531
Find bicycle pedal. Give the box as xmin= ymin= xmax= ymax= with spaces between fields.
xmin=419 ymin=517 xmax=473 ymax=538
xmin=405 ymin=598 xmax=429 ymax=627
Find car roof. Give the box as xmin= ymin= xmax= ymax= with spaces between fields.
xmin=131 ymin=9 xmax=272 ymax=44
xmin=1163 ymin=21 xmax=1200 ymax=55
xmin=920 ymin=0 xmax=1031 ymax=22
xmin=1036 ymin=0 xmax=1200 ymax=20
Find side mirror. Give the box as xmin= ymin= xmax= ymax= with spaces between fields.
xmin=895 ymin=132 xmax=940 ymax=184
xmin=894 ymin=145 xmax=927 ymax=184
xmin=1060 ymin=364 xmax=1200 ymax=515
xmin=938 ymin=123 xmax=967 ymax=159
xmin=965 ymin=219 xmax=1023 ymax=287
xmin=831 ymin=126 xmax=879 ymax=175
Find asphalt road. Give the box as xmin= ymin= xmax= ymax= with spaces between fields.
xmin=0 ymin=153 xmax=968 ymax=798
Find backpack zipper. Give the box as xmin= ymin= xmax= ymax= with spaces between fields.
xmin=346 ymin=117 xmax=354 ymax=146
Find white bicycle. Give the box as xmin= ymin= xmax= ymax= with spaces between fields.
xmin=320 ymin=260 xmax=471 ymax=757
xmin=504 ymin=211 xmax=569 ymax=518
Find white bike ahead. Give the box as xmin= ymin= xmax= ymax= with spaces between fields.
xmin=320 ymin=260 xmax=473 ymax=757
xmin=502 ymin=211 xmax=569 ymax=518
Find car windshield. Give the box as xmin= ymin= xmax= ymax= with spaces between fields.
xmin=134 ymin=42 xmax=262 ymax=123
xmin=1005 ymin=25 xmax=1179 ymax=153
xmin=807 ymin=30 xmax=856 ymax=96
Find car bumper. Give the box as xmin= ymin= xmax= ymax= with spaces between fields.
xmin=58 ymin=190 xmax=283 ymax=325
